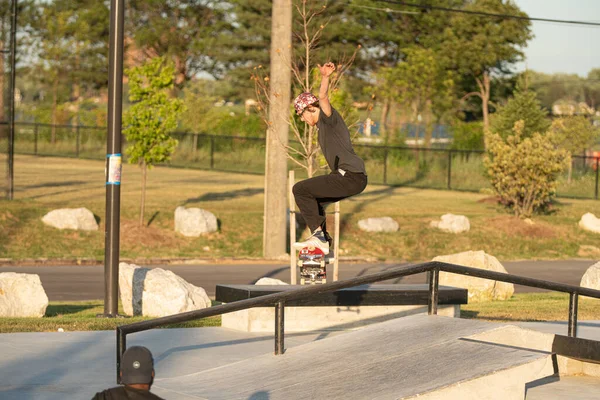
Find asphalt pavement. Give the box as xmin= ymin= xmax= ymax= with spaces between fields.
xmin=0 ymin=259 xmax=595 ymax=301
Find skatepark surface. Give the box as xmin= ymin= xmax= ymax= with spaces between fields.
xmin=1 ymin=315 xmax=600 ymax=399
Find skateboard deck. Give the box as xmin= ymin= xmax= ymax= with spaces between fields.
xmin=297 ymin=246 xmax=333 ymax=285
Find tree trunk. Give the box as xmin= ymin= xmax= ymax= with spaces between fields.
xmin=380 ymin=99 xmax=390 ymax=140
xmin=140 ymin=160 xmax=147 ymax=227
xmin=0 ymin=37 xmax=5 ymax=139
xmin=477 ymin=72 xmax=491 ymax=150
xmin=263 ymin=0 xmax=292 ymax=258
xmin=424 ymin=100 xmax=433 ymax=148
xmin=52 ymin=77 xmax=58 ymax=144
xmin=72 ymin=46 xmax=80 ymax=134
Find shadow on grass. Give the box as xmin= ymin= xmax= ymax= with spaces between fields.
xmin=183 ymin=188 xmax=263 ymax=204
xmin=45 ymin=303 xmax=99 ymax=317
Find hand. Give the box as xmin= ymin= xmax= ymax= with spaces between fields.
xmin=318 ymin=62 xmax=336 ymax=78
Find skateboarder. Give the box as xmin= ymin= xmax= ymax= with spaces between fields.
xmin=292 ymin=62 xmax=367 ymax=255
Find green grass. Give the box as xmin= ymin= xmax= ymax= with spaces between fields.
xmin=2 ymin=294 xmax=599 ymax=333
xmin=462 ymin=292 xmax=600 ymax=322
xmin=0 ymin=154 xmax=599 ymax=261
xmin=0 ymin=300 xmax=221 ymax=333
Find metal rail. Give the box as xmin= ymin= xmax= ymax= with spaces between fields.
xmin=115 ymin=261 xmax=600 ymax=383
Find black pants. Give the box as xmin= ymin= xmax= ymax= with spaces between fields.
xmin=292 ymin=171 xmax=368 ymax=233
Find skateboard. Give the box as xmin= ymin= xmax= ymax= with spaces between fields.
xmin=297 ymin=246 xmax=333 ymax=285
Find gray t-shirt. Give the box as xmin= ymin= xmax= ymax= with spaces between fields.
xmin=316 ymin=107 xmax=366 ymax=174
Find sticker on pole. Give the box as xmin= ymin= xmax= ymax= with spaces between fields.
xmin=106 ymin=154 xmax=122 ymax=185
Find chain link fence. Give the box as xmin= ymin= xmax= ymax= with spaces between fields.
xmin=1 ymin=121 xmax=599 ymax=200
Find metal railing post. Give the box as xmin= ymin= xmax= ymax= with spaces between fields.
xmin=428 ymin=267 xmax=439 ymax=315
xmin=34 ymin=123 xmax=38 ymax=155
xmin=275 ymin=301 xmax=285 ymax=355
xmin=210 ymin=136 xmax=215 ymax=169
xmin=116 ymin=327 xmax=126 ymax=384
xmin=447 ymin=150 xmax=452 ymax=190
xmin=568 ymin=292 xmax=579 ymax=338
xmin=595 ymin=157 xmax=599 ymax=200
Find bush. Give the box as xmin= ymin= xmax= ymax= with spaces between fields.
xmin=485 ymin=121 xmax=569 ymax=218
xmin=450 ymin=121 xmax=484 ymax=150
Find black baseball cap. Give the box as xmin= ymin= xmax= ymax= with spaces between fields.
xmin=121 ymin=346 xmax=154 ymax=385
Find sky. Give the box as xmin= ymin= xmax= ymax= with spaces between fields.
xmin=513 ymin=0 xmax=600 ymax=77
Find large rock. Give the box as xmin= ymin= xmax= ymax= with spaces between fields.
xmin=175 ymin=206 xmax=218 ymax=237
xmin=430 ymin=214 xmax=470 ymax=234
xmin=357 ymin=217 xmax=399 ymax=233
xmin=579 ymin=213 xmax=600 ymax=234
xmin=0 ymin=273 xmax=48 ymax=317
xmin=580 ymin=262 xmax=600 ymax=290
xmin=42 ymin=208 xmax=98 ymax=231
xmin=255 ymin=277 xmax=288 ymax=285
xmin=433 ymin=250 xmax=514 ymax=303
xmin=119 ymin=263 xmax=211 ymax=317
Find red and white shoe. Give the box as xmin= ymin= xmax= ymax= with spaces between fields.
xmin=292 ymin=230 xmax=330 ymax=255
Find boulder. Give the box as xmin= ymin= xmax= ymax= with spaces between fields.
xmin=433 ymin=250 xmax=514 ymax=303
xmin=255 ymin=277 xmax=288 ymax=285
xmin=42 ymin=208 xmax=98 ymax=231
xmin=430 ymin=214 xmax=470 ymax=234
xmin=580 ymin=262 xmax=600 ymax=291
xmin=579 ymin=213 xmax=600 ymax=234
xmin=119 ymin=263 xmax=211 ymax=317
xmin=0 ymin=273 xmax=48 ymax=317
xmin=175 ymin=206 xmax=218 ymax=237
xmin=357 ymin=217 xmax=399 ymax=233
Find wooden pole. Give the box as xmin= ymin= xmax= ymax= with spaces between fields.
xmin=288 ymin=170 xmax=297 ymax=284
xmin=333 ymin=201 xmax=340 ymax=281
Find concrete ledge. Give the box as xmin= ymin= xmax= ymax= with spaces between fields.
xmin=222 ymin=304 xmax=459 ymax=332
xmin=217 ymin=284 xmax=466 ymax=332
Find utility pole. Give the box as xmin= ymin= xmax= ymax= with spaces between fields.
xmin=263 ymin=0 xmax=292 ymax=258
xmin=6 ymin=0 xmax=17 ymax=200
xmin=100 ymin=0 xmax=125 ymax=317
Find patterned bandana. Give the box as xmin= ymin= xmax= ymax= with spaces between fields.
xmin=293 ymin=92 xmax=319 ymax=115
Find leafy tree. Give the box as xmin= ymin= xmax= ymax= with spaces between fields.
xmin=550 ymin=116 xmax=600 ymax=182
xmin=126 ymin=0 xmax=232 ymax=88
xmin=29 ymin=0 xmax=108 ymax=140
xmin=377 ymin=47 xmax=455 ymax=148
xmin=490 ymin=81 xmax=551 ymax=141
xmin=123 ymin=57 xmax=184 ymax=226
xmin=442 ymin=0 xmax=532 ymax=136
xmin=224 ymin=0 xmax=463 ymax=99
xmin=485 ymin=121 xmax=569 ymax=218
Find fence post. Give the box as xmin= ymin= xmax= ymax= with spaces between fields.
xmin=76 ymin=124 xmax=81 ymax=158
xmin=383 ymin=147 xmax=388 ymax=185
xmin=595 ymin=157 xmax=599 ymax=200
xmin=210 ymin=136 xmax=215 ymax=169
xmin=34 ymin=123 xmax=38 ymax=155
xmin=447 ymin=150 xmax=452 ymax=190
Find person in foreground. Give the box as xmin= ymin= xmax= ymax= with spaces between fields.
xmin=92 ymin=346 xmax=164 ymax=400
xmin=292 ymin=61 xmax=368 ymax=255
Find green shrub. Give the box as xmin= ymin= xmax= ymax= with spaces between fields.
xmin=485 ymin=121 xmax=569 ymax=218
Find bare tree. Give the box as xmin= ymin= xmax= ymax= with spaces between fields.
xmin=252 ymin=1 xmax=361 ymax=179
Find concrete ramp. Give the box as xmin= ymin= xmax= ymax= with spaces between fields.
xmin=153 ymin=315 xmax=556 ymax=399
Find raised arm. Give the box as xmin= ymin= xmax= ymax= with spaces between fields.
xmin=318 ymin=62 xmax=335 ymax=117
